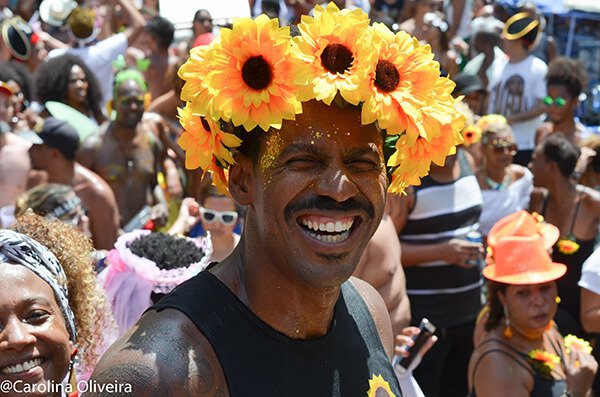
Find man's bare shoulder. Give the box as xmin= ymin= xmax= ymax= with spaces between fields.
xmin=89 ymin=309 xmax=228 ymax=397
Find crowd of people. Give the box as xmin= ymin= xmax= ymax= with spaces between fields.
xmin=0 ymin=0 xmax=599 ymax=396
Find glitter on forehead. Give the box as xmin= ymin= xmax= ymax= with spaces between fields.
xmin=259 ymin=130 xmax=285 ymax=174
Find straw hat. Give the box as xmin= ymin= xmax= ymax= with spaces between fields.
xmin=1 ymin=17 xmax=33 ymax=61
xmin=483 ymin=211 xmax=566 ymax=285
xmin=39 ymin=0 xmax=77 ymax=27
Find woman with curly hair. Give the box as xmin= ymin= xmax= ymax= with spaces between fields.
xmin=4 ymin=212 xmax=116 ymax=390
xmin=35 ymin=54 xmax=106 ymax=125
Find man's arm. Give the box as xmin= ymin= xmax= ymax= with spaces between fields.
xmin=84 ymin=178 xmax=121 ymax=250
xmin=88 ymin=309 xmax=228 ymax=397
xmin=507 ymin=100 xmax=547 ymax=124
xmin=116 ymin=0 xmax=146 ymax=45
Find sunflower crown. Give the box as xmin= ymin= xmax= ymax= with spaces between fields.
xmin=177 ymin=2 xmax=465 ymax=195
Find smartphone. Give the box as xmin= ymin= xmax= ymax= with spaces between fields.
xmin=394 ymin=318 xmax=436 ymax=374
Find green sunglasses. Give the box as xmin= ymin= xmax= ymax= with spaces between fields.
xmin=543 ymin=95 xmax=567 ymax=107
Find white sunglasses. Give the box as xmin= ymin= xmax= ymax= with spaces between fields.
xmin=200 ymin=207 xmax=238 ymax=226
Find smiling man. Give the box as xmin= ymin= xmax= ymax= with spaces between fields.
xmin=88 ymin=4 xmax=464 ymax=396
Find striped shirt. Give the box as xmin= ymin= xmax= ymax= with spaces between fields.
xmin=400 ymin=150 xmax=483 ymax=327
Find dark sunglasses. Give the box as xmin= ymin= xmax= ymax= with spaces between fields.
xmin=543 ymin=95 xmax=567 ymax=107
xmin=491 ymin=144 xmax=517 ymax=156
xmin=200 ymin=207 xmax=238 ymax=226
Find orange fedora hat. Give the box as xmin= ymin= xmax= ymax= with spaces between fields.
xmin=483 ymin=211 xmax=566 ymax=285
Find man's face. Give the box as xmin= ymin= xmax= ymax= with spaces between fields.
xmin=28 ymin=144 xmax=53 ymax=171
xmin=114 ymin=80 xmax=146 ymax=128
xmin=528 ymin=145 xmax=550 ymax=187
xmin=244 ymin=100 xmax=388 ymax=288
xmin=193 ymin=11 xmax=212 ymax=36
xmin=465 ymin=91 xmax=486 ymax=116
xmin=545 ymin=84 xmax=576 ymax=125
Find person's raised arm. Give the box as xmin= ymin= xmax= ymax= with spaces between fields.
xmin=115 ymin=0 xmax=146 ymax=45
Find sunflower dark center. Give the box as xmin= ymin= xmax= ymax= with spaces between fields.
xmin=241 ymin=56 xmax=273 ymax=90
xmin=374 ymin=60 xmax=400 ymax=93
xmin=320 ymin=43 xmax=354 ymax=74
xmin=200 ymin=117 xmax=211 ymax=132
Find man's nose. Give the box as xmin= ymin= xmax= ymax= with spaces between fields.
xmin=314 ymin=164 xmax=358 ymax=203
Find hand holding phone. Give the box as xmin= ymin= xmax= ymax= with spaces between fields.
xmin=393 ymin=318 xmax=436 ymax=374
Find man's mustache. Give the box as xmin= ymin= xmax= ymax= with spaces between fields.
xmin=284 ymin=195 xmax=375 ymax=222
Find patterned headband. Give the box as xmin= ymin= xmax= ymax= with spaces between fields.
xmin=0 ymin=230 xmax=77 ymax=342
xmin=177 ymin=2 xmax=465 ymax=195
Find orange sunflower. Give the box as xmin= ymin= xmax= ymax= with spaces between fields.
xmin=461 ymin=125 xmax=482 ymax=146
xmin=177 ymin=104 xmax=242 ymax=171
xmin=184 ymin=15 xmax=303 ymax=132
xmin=292 ymin=2 xmax=373 ymax=105
xmin=362 ymin=23 xmax=441 ymax=139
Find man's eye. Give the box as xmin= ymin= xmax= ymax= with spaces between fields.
xmin=347 ymin=159 xmax=380 ymax=171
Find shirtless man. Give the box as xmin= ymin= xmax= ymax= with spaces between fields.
xmin=77 ymin=69 xmax=181 ymax=227
xmin=0 ymin=81 xmax=30 ymax=226
xmin=354 ymin=213 xmax=411 ymax=336
xmin=24 ymin=118 xmax=119 ymax=250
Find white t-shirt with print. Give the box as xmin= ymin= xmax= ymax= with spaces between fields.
xmin=487 ymin=55 xmax=548 ymax=151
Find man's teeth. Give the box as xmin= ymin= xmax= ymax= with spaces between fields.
xmin=1 ymin=358 xmax=42 ymax=374
xmin=301 ymin=219 xmax=354 ymax=233
xmin=306 ymin=229 xmax=351 ymax=243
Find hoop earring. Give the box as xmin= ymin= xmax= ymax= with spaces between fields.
xmin=503 ymin=306 xmax=513 ymax=339
xmin=555 ymin=296 xmax=561 ymax=304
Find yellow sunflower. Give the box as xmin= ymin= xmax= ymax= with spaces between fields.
xmin=366 ymin=374 xmax=395 ymax=397
xmin=386 ymin=76 xmax=464 ymax=194
xmin=177 ymin=104 xmax=242 ymax=171
xmin=388 ymin=122 xmax=458 ymax=194
xmin=362 ymin=23 xmax=440 ymax=138
xmin=179 ymin=43 xmax=215 ymax=103
xmin=292 ymin=2 xmax=373 ymax=105
xmin=183 ymin=15 xmax=303 ymax=132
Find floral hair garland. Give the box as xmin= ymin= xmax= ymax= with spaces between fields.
xmin=177 ymin=2 xmax=465 ymax=195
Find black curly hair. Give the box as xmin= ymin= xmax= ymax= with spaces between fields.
xmin=546 ymin=57 xmax=587 ymax=100
xmin=35 ymin=54 xmax=105 ymax=124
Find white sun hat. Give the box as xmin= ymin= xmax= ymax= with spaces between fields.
xmin=39 ymin=0 xmax=77 ymax=27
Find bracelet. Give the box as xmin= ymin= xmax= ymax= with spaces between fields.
xmin=561 ymin=390 xmax=577 ymax=397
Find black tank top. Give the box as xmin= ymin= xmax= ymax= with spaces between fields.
xmin=470 ymin=338 xmax=567 ymax=397
xmin=150 ymin=270 xmax=402 ymax=396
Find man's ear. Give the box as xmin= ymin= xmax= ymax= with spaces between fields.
xmin=228 ymin=153 xmax=255 ymax=206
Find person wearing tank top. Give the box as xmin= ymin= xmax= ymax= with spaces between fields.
xmin=388 ymin=148 xmax=484 ymax=397
xmin=85 ymin=5 xmax=471 ymax=395
xmin=468 ymin=211 xmax=596 ymax=397
xmin=86 ymin=94 xmax=408 ymax=397
xmin=529 ymin=135 xmax=600 ymax=338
